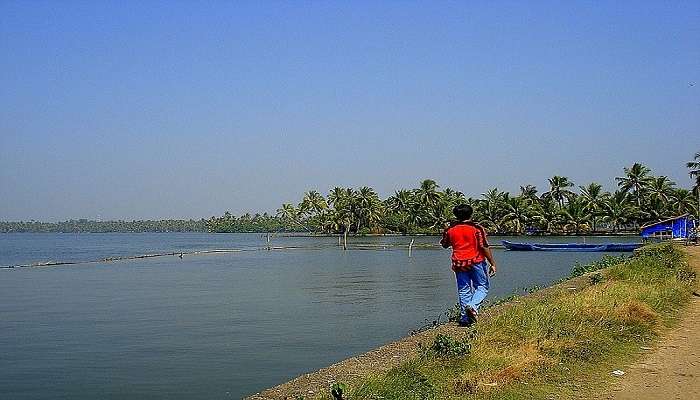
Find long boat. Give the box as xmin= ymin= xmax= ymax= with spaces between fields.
xmin=501 ymin=240 xmax=642 ymax=252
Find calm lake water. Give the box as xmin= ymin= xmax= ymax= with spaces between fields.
xmin=0 ymin=233 xmax=639 ymax=399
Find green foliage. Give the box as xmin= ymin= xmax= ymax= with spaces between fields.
xmin=206 ymin=211 xmax=286 ymax=233
xmin=204 ymin=162 xmax=699 ymax=235
xmin=422 ymin=333 xmax=473 ymax=359
xmin=524 ymin=284 xmax=542 ymax=294
xmin=490 ymin=294 xmax=518 ymax=306
xmin=353 ymin=362 xmax=435 ymax=400
xmin=446 ymin=303 xmax=462 ymax=322
xmin=0 ymin=219 xmax=207 ymax=233
xmin=330 ymin=382 xmax=348 ymax=400
xmin=589 ymin=271 xmax=605 ymax=285
xmin=571 ymin=254 xmax=627 ymax=277
xmin=609 ymin=243 xmax=696 ymax=289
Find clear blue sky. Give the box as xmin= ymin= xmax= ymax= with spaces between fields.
xmin=1 ymin=1 xmax=698 ymax=221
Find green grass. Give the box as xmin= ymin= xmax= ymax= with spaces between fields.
xmin=318 ymin=243 xmax=696 ymax=400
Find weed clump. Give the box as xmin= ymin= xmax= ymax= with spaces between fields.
xmin=352 ymin=361 xmax=435 ymax=400
xmin=589 ymin=271 xmax=605 ymax=284
xmin=423 ymin=333 xmax=473 ymax=358
xmin=330 ymin=383 xmax=347 ymax=400
xmin=572 ymin=254 xmax=627 ymax=277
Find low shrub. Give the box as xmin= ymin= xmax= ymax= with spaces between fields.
xmin=423 ymin=333 xmax=473 ymax=359
xmin=571 ymin=254 xmax=627 ymax=277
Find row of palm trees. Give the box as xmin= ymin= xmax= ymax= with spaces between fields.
xmin=263 ymin=158 xmax=700 ymax=235
xmin=7 ymin=156 xmax=695 ymax=234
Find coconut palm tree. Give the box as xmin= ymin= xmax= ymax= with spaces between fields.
xmin=687 ymin=151 xmax=700 ymax=217
xmin=561 ymin=198 xmax=591 ymax=234
xmin=386 ymin=189 xmax=413 ymax=213
xmin=276 ymin=203 xmax=298 ymax=222
xmin=415 ymin=179 xmax=442 ymax=224
xmin=328 ymin=187 xmax=349 ymax=208
xmin=465 ymin=197 xmax=486 ymax=223
xmin=646 ymin=176 xmax=676 ymax=206
xmin=482 ymin=187 xmax=506 ymax=207
xmin=481 ymin=188 xmax=507 ymax=232
xmin=615 ymin=163 xmax=653 ymax=207
xmin=320 ymin=208 xmax=342 ymax=234
xmin=642 ymin=199 xmax=671 ymax=223
xmin=501 ymin=196 xmax=530 ymax=234
xmin=436 ymin=188 xmax=466 ymax=225
xmin=602 ymin=191 xmax=636 ymax=232
xmin=532 ymin=198 xmax=562 ymax=233
xmin=669 ymin=188 xmax=696 ymax=215
xmin=355 ymin=186 xmax=383 ymax=232
xmin=301 ymin=190 xmax=328 ymax=216
xmin=519 ymin=185 xmax=539 ymax=202
xmin=326 ymin=188 xmax=356 ymax=247
xmin=417 ymin=178 xmax=440 ymax=200
xmin=442 ymin=188 xmax=466 ymax=205
xmin=385 ymin=189 xmax=415 ymax=233
xmin=578 ymin=182 xmax=607 ymax=232
xmin=688 ymin=151 xmax=700 ymax=188
xmin=542 ymin=176 xmax=575 ymax=208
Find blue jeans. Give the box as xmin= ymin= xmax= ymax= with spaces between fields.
xmin=455 ymin=261 xmax=490 ymax=323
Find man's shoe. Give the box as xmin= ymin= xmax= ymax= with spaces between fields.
xmin=466 ymin=307 xmax=478 ymax=324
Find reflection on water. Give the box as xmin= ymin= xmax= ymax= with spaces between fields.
xmin=0 ymin=233 xmax=639 ymax=399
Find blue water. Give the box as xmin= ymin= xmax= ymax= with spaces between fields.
xmin=0 ymin=233 xmax=638 ymax=399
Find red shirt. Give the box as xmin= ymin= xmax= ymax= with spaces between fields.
xmin=440 ymin=221 xmax=489 ymax=271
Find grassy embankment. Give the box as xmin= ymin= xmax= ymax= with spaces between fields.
xmin=316 ymin=243 xmax=696 ymax=400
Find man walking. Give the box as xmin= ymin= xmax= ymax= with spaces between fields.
xmin=440 ymin=204 xmax=497 ymax=326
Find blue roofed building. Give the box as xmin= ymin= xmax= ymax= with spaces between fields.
xmin=640 ymin=214 xmax=696 ymax=241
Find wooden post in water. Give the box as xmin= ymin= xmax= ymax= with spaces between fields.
xmin=408 ymin=238 xmax=415 ymax=258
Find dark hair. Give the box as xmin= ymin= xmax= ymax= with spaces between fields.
xmin=453 ymin=204 xmax=473 ymax=221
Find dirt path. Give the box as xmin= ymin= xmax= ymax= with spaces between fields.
xmin=601 ymin=246 xmax=700 ymax=400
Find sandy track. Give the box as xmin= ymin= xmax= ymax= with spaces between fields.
xmin=601 ymin=246 xmax=700 ymax=400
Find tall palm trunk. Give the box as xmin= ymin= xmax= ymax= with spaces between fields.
xmin=343 ymin=224 xmax=349 ymax=250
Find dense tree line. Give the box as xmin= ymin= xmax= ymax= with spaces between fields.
xmin=4 ymin=155 xmax=699 ymax=235
xmin=205 ymin=212 xmax=286 ymax=233
xmin=208 ymin=157 xmax=700 ymax=235
xmin=0 ymin=219 xmax=208 ymax=233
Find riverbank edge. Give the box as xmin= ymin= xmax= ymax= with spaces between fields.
xmin=246 ymin=258 xmax=615 ymax=399
xmin=247 ymin=244 xmax=695 ymax=400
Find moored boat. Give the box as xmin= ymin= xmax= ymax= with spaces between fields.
xmin=501 ymin=240 xmax=641 ymax=252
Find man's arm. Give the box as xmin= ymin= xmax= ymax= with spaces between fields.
xmin=440 ymin=226 xmax=451 ymax=248
xmin=481 ymin=246 xmax=497 ymax=277
xmin=476 ymin=225 xmax=497 ymax=277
